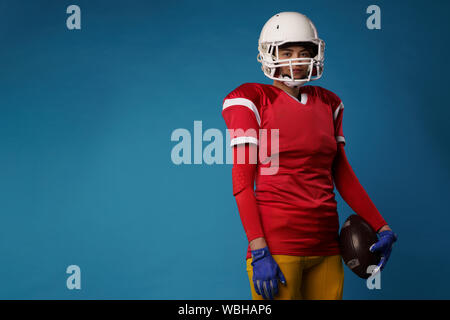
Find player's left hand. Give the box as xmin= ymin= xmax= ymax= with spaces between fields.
xmin=369 ymin=230 xmax=398 ymax=274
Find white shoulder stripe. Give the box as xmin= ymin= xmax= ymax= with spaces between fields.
xmin=230 ymin=136 xmax=258 ymax=147
xmin=336 ymin=136 xmax=346 ymax=143
xmin=334 ymin=102 xmax=344 ymax=120
xmin=223 ymin=98 xmax=261 ymax=126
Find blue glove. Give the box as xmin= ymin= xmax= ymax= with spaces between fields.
xmin=251 ymin=246 xmax=286 ymax=300
xmin=369 ymin=230 xmax=398 ymax=274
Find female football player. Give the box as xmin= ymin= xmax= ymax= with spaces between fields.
xmin=222 ymin=12 xmax=397 ymax=300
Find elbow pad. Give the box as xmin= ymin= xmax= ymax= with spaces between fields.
xmin=232 ymin=164 xmax=256 ymax=196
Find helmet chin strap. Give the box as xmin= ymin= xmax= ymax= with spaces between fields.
xmin=281 ymin=75 xmax=306 ymax=88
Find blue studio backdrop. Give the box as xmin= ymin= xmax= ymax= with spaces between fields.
xmin=1 ymin=0 xmax=449 ymax=299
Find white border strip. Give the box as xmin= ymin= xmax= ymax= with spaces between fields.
xmin=230 ymin=136 xmax=258 ymax=147
xmin=336 ymin=136 xmax=346 ymax=143
xmin=334 ymin=102 xmax=344 ymax=120
xmin=300 ymin=93 xmax=308 ymax=105
xmin=223 ymin=98 xmax=261 ymax=126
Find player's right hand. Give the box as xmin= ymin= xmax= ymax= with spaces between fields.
xmin=250 ymin=246 xmax=286 ymax=299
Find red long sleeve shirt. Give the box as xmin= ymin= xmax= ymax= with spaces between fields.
xmin=223 ymin=83 xmax=387 ymax=259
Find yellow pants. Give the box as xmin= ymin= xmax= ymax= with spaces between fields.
xmin=246 ymin=254 xmax=344 ymax=300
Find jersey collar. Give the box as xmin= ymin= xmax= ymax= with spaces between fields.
xmin=285 ymin=91 xmax=308 ymax=105
xmin=270 ymin=84 xmax=308 ymax=105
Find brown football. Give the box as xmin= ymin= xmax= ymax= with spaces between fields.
xmin=339 ymin=214 xmax=381 ymax=279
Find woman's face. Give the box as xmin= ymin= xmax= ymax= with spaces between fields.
xmin=276 ymin=45 xmax=312 ymax=79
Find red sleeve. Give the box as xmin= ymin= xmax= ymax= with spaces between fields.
xmin=231 ymin=144 xmax=265 ymax=242
xmin=222 ymin=83 xmax=262 ymax=147
xmin=333 ymin=144 xmax=387 ymax=232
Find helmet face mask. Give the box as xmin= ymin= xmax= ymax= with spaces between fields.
xmin=257 ymin=12 xmax=325 ymax=87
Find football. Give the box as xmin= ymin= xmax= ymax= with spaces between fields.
xmin=339 ymin=214 xmax=381 ymax=279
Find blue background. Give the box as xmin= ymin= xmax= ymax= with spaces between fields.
xmin=0 ymin=0 xmax=449 ymax=299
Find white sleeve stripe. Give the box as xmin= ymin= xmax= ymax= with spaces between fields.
xmin=223 ymin=98 xmax=261 ymax=126
xmin=334 ymin=102 xmax=344 ymax=120
xmin=230 ymin=136 xmax=258 ymax=147
xmin=336 ymin=136 xmax=346 ymax=143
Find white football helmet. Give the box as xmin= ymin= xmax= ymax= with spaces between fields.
xmin=257 ymin=12 xmax=325 ymax=87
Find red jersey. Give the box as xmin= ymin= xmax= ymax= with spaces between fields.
xmin=222 ymin=83 xmax=345 ymax=259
